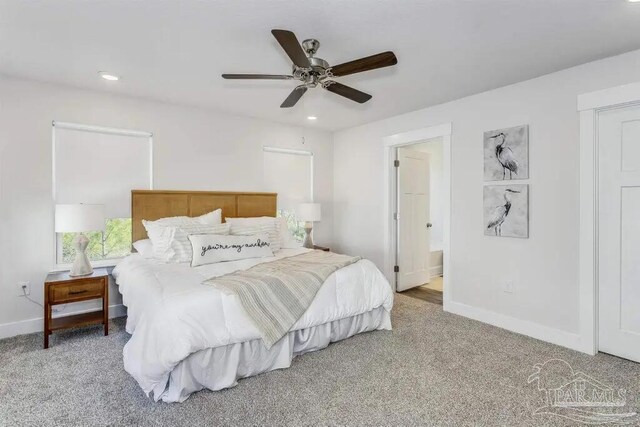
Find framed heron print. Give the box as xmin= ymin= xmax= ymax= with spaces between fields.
xmin=484 ymin=184 xmax=529 ymax=238
xmin=484 ymin=125 xmax=529 ymax=181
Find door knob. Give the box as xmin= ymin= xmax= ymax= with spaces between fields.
xmin=426 ymin=223 xmax=433 ymax=228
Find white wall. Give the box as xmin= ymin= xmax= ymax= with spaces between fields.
xmin=0 ymin=75 xmax=333 ymax=334
xmin=332 ymin=49 xmax=640 ymax=351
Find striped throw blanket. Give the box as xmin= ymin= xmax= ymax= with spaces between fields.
xmin=203 ymin=250 xmax=362 ymax=348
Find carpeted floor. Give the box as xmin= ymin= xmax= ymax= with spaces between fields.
xmin=1 ymin=295 xmax=638 ymax=426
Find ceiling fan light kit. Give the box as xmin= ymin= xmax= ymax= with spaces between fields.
xmin=222 ymin=29 xmax=397 ymax=108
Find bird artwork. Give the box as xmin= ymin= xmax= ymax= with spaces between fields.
xmin=484 ymin=125 xmax=529 ymax=181
xmin=484 ymin=185 xmax=529 ymax=238
xmin=491 ymin=132 xmax=518 ymax=179
xmin=487 ymin=188 xmax=519 ymax=236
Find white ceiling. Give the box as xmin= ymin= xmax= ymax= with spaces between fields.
xmin=2 ymin=1 xmax=640 ymax=131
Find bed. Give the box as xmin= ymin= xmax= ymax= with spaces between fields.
xmin=113 ymin=190 xmax=394 ymax=402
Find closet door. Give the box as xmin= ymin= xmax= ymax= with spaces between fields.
xmin=598 ymin=105 xmax=640 ymax=362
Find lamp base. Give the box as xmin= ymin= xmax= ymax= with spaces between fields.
xmin=302 ymin=223 xmax=314 ymax=249
xmin=69 ymin=233 xmax=94 ymax=277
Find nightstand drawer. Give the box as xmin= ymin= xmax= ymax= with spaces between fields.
xmin=49 ymin=281 xmax=103 ymax=303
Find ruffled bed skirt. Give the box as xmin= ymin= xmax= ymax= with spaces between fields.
xmin=153 ymin=306 xmax=392 ymax=402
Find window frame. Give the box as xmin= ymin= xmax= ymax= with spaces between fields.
xmin=262 ymin=146 xmax=314 ymax=240
xmin=52 ymin=121 xmax=153 ymax=271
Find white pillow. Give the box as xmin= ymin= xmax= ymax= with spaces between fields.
xmin=228 ymin=222 xmax=280 ymax=252
xmin=142 ymin=209 xmax=221 ymax=231
xmin=189 ymin=233 xmax=274 ymax=267
xmin=226 ymin=217 xmax=281 ymax=251
xmin=150 ymin=223 xmax=230 ymax=263
xmin=141 ymin=209 xmax=223 ymax=262
xmin=132 ymin=239 xmax=154 ymax=258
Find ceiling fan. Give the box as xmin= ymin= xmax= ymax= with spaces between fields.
xmin=222 ymin=29 xmax=398 ymax=108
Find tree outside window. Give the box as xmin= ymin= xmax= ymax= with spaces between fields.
xmin=277 ymin=209 xmax=304 ymax=242
xmin=61 ymin=218 xmax=132 ymax=263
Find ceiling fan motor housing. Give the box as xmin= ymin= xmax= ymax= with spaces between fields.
xmin=292 ymin=56 xmax=330 ymax=83
xmin=308 ymin=57 xmax=329 ymax=70
xmin=292 ymin=38 xmax=329 ymax=83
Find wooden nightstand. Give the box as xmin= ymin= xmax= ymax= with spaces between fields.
xmin=43 ymin=268 xmax=109 ymax=349
xmin=313 ymin=245 xmax=330 ymax=252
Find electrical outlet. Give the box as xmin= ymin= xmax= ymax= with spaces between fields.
xmin=503 ymin=281 xmax=514 ymax=293
xmin=18 ymin=281 xmax=30 ymax=296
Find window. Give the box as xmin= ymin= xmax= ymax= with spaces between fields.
xmin=263 ymin=147 xmax=313 ymax=242
xmin=278 ymin=209 xmax=306 ymax=242
xmin=53 ymin=122 xmax=153 ymax=267
xmin=59 ymin=218 xmax=132 ymax=263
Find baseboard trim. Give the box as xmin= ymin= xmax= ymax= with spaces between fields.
xmin=445 ymin=300 xmax=585 ymax=354
xmin=0 ymin=304 xmax=127 ymax=340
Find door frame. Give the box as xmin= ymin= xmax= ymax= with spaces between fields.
xmin=382 ymin=122 xmax=452 ymax=309
xmin=578 ymin=81 xmax=640 ymax=355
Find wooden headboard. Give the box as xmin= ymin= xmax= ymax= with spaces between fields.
xmin=131 ymin=190 xmax=277 ymax=242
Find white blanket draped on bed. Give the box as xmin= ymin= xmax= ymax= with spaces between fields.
xmin=113 ymin=249 xmax=394 ymax=399
xmin=204 ymin=251 xmax=362 ymax=348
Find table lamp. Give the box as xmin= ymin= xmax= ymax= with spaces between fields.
xmin=298 ymin=203 xmax=321 ymax=249
xmin=55 ymin=204 xmax=105 ymax=276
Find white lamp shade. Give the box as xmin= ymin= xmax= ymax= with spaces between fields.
xmin=55 ymin=204 xmax=105 ymax=233
xmin=298 ymin=203 xmax=321 ymax=222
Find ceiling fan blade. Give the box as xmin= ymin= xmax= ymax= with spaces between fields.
xmin=324 ymin=82 xmax=372 ymax=104
xmin=222 ymin=74 xmax=293 ymax=80
xmin=271 ymin=29 xmax=311 ymax=68
xmin=329 ymin=51 xmax=397 ymax=77
xmin=280 ymin=86 xmax=308 ymax=108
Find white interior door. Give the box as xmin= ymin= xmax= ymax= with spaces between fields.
xmin=397 ymin=147 xmax=431 ymax=291
xmin=598 ymin=104 xmax=640 ymax=362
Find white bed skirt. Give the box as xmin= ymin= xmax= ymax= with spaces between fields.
xmin=154 ymin=306 xmax=392 ymax=403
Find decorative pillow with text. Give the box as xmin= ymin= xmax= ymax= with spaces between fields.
xmin=188 ymin=233 xmax=274 ymax=267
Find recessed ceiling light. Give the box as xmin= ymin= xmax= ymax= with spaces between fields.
xmin=629 ymin=0 xmax=640 ymax=3
xmin=307 ymin=116 xmax=317 ymax=120
xmin=98 ymin=72 xmax=119 ymax=81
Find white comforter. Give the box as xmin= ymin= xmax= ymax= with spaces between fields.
xmin=112 ymin=249 xmax=394 ymax=396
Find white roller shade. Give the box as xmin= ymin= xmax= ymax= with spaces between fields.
xmin=263 ymin=149 xmax=312 ymax=210
xmin=54 ymin=125 xmax=152 ymax=218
